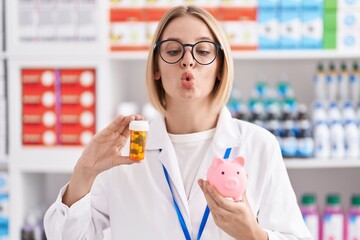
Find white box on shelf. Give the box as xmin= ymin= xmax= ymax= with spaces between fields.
xmin=280 ymin=7 xmax=301 ymax=49
xmin=257 ymin=7 xmax=280 ymax=49
xmin=338 ymin=0 xmax=360 ymax=9
xmin=258 ymin=0 xmax=279 ymax=9
xmin=110 ymin=0 xmax=146 ymax=7
xmin=337 ymin=29 xmax=360 ymax=50
xmin=222 ymin=21 xmax=258 ymax=49
xmin=337 ymin=10 xmax=360 ymax=30
xmin=77 ymin=7 xmax=97 ymax=42
xmin=219 ymin=0 xmax=256 ymax=7
xmin=55 ymin=2 xmax=76 ymax=41
xmin=37 ymin=1 xmax=57 ymax=42
xmin=301 ymin=7 xmax=323 ymax=49
xmin=17 ymin=1 xmax=37 ymax=43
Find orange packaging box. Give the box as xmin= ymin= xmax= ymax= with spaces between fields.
xmin=60 ymin=69 xmax=96 ymax=146
xmin=110 ymin=8 xmax=148 ymax=51
xmin=218 ymin=7 xmax=257 ymax=21
xmin=110 ymin=8 xmax=145 ymax=22
xmin=22 ymin=69 xmax=58 ymax=146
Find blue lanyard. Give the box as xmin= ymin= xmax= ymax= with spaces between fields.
xmin=162 ymin=147 xmax=232 ymax=240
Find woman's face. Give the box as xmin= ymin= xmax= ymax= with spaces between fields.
xmin=155 ymin=15 xmax=220 ymax=105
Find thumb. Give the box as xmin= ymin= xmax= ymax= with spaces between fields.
xmin=114 ymin=155 xmax=139 ymax=166
xmin=242 ymin=191 xmax=250 ymax=206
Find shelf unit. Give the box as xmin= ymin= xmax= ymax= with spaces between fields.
xmin=2 ymin=1 xmax=360 ymax=239
xmin=109 ymin=49 xmax=360 ymax=60
xmin=284 ymin=159 xmax=360 ymax=169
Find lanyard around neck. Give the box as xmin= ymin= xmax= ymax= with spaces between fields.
xmin=162 ymin=147 xmax=232 ymax=240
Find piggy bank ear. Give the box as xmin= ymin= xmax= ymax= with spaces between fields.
xmin=234 ymin=157 xmax=245 ymax=166
xmin=212 ymin=157 xmax=225 ymax=167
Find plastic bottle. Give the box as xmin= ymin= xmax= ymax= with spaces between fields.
xmin=277 ymin=74 xmax=294 ymax=100
xmin=344 ymin=119 xmax=360 ymax=158
xmin=327 ymin=63 xmax=338 ymax=102
xmin=312 ymin=102 xmax=328 ymax=125
xmin=329 ymin=120 xmax=345 ymax=158
xmin=129 ymin=120 xmax=149 ymax=161
xmin=338 ymin=62 xmax=349 ymax=103
xmin=313 ymin=63 xmax=326 ymax=102
xmin=346 ymin=194 xmax=360 ymax=240
xmin=312 ymin=102 xmax=330 ymax=158
xmin=343 ymin=102 xmax=356 ymax=122
xmin=280 ymin=108 xmax=297 ymax=158
xmin=248 ymin=99 xmax=265 ymax=128
xmin=265 ymin=112 xmax=282 ymax=146
xmin=295 ymin=105 xmax=314 ymax=158
xmin=313 ymin=120 xmax=330 ymax=159
xmin=322 ymin=194 xmax=344 ymax=240
xmin=300 ymin=194 xmax=320 ymax=240
xmin=328 ymin=102 xmax=342 ymax=123
xmin=349 ymin=62 xmax=360 ymax=104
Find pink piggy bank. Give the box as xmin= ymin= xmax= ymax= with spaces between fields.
xmin=206 ymin=157 xmax=247 ymax=201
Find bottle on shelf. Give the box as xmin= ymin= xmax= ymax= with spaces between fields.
xmin=313 ymin=63 xmax=326 ymax=102
xmin=338 ymin=62 xmax=349 ymax=103
xmin=312 ymin=102 xmax=330 ymax=158
xmin=280 ymin=106 xmax=297 ymax=158
xmin=342 ymin=101 xmax=356 ymax=122
xmin=300 ymin=194 xmax=320 ymax=240
xmin=295 ymin=105 xmax=314 ymax=158
xmin=344 ymin=119 xmax=360 ymax=158
xmin=326 ymin=63 xmax=338 ymax=103
xmin=322 ymin=194 xmax=345 ymax=240
xmin=328 ymin=102 xmax=342 ymax=123
xmin=346 ymin=194 xmax=360 ymax=240
xmin=329 ymin=119 xmax=345 ymax=159
xmin=349 ymin=62 xmax=360 ymax=104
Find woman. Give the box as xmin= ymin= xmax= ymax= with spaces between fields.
xmin=44 ymin=5 xmax=312 ymax=240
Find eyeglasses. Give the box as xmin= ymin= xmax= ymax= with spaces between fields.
xmin=155 ymin=39 xmax=222 ymax=65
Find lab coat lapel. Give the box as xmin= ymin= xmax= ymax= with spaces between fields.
xmin=189 ymin=107 xmax=243 ymax=200
xmin=146 ymin=116 xmax=190 ymax=221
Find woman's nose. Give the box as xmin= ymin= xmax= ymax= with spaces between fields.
xmin=181 ymin=49 xmax=194 ymax=68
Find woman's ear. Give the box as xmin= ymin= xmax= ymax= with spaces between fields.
xmin=154 ymin=70 xmax=161 ymax=80
xmin=217 ymin=72 xmax=222 ymax=81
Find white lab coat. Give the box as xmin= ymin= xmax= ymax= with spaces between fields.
xmin=44 ymin=107 xmax=312 ymax=240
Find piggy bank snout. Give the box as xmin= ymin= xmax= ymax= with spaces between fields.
xmin=224 ymin=177 xmax=240 ymax=190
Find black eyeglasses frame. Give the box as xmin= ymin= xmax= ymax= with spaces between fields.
xmin=155 ymin=39 xmax=222 ymax=65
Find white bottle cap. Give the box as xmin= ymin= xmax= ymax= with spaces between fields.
xmin=129 ymin=120 xmax=149 ymax=131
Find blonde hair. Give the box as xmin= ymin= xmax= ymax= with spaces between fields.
xmin=146 ymin=5 xmax=234 ymax=116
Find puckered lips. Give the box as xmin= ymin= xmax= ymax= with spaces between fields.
xmin=181 ymin=71 xmax=194 ymax=89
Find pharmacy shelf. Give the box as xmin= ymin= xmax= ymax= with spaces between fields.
xmin=109 ymin=50 xmax=360 ymax=60
xmin=12 ymin=148 xmax=81 ymax=173
xmin=13 ymin=154 xmax=360 ymax=172
xmin=284 ymin=158 xmax=360 ymax=169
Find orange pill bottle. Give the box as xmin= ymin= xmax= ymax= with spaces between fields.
xmin=129 ymin=120 xmax=149 ymax=161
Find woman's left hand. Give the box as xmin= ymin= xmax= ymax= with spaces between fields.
xmin=198 ymin=179 xmax=268 ymax=240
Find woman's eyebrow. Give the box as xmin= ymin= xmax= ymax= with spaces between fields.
xmin=161 ymin=36 xmax=215 ymax=42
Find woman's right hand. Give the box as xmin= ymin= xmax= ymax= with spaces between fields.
xmin=63 ymin=115 xmax=143 ymax=206
xmin=77 ymin=114 xmax=143 ymax=176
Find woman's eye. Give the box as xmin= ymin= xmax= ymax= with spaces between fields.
xmin=197 ymin=50 xmax=210 ymax=56
xmin=167 ymin=50 xmax=181 ymax=56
